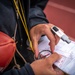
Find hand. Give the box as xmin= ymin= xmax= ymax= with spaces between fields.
xmin=30 ymin=53 xmax=64 ymax=75
xmin=69 ymin=36 xmax=75 ymax=41
xmin=30 ymin=23 xmax=60 ymax=58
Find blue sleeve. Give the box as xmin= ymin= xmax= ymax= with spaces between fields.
xmin=28 ymin=0 xmax=49 ymax=30
xmin=2 ymin=63 xmax=35 ymax=75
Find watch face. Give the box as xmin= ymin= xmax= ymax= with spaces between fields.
xmin=38 ymin=50 xmax=51 ymax=59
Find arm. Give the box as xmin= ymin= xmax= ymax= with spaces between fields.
xmin=2 ymin=63 xmax=34 ymax=75
xmin=2 ymin=54 xmax=64 ymax=75
xmin=29 ymin=0 xmax=49 ymax=29
xmin=29 ymin=0 xmax=58 ymax=58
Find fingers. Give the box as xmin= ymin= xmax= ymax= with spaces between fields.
xmin=49 ymin=40 xmax=55 ymax=53
xmin=47 ymin=24 xmax=62 ymax=52
xmin=69 ymin=36 xmax=75 ymax=41
xmin=55 ymin=35 xmax=60 ymax=45
xmin=32 ymin=39 xmax=39 ymax=58
xmin=47 ymin=53 xmax=60 ymax=65
xmin=44 ymin=24 xmax=56 ymax=52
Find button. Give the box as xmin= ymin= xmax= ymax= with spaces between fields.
xmin=53 ymin=26 xmax=58 ymax=32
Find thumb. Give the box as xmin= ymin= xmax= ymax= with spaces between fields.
xmin=48 ymin=53 xmax=60 ymax=65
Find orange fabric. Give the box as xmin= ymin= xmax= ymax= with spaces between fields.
xmin=0 ymin=32 xmax=16 ymax=72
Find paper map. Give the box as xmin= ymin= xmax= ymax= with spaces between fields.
xmin=38 ymin=36 xmax=75 ymax=75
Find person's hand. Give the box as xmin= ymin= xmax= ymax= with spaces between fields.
xmin=30 ymin=53 xmax=64 ymax=75
xmin=30 ymin=23 xmax=60 ymax=58
xmin=69 ymin=36 xmax=75 ymax=41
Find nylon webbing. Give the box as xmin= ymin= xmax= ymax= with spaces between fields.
xmin=13 ymin=0 xmax=33 ymax=51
